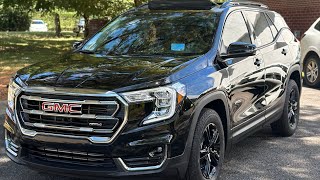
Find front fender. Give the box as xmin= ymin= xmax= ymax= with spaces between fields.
xmin=286 ymin=64 xmax=302 ymax=93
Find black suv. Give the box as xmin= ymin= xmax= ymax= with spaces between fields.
xmin=4 ymin=1 xmax=302 ymax=179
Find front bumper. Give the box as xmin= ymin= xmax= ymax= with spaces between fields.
xmin=4 ymin=107 xmax=191 ymax=178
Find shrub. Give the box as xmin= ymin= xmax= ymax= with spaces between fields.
xmin=0 ymin=8 xmax=30 ymax=31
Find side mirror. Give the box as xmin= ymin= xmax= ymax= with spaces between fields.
xmin=222 ymin=42 xmax=257 ymax=58
xmin=73 ymin=41 xmax=83 ymax=49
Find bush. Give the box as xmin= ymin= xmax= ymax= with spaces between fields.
xmin=0 ymin=8 xmax=30 ymax=31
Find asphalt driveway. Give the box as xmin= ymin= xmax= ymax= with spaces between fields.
xmin=0 ymin=87 xmax=319 ymax=180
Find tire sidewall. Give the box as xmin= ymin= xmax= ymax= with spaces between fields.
xmin=283 ymin=80 xmax=300 ymax=134
xmin=187 ymin=109 xmax=225 ymax=180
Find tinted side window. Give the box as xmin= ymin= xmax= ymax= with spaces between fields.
xmin=221 ymin=12 xmax=251 ymax=54
xmin=315 ymin=21 xmax=320 ymax=31
xmin=246 ymin=11 xmax=274 ymax=47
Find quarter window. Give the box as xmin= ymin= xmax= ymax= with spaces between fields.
xmin=315 ymin=21 xmax=320 ymax=31
xmin=266 ymin=14 xmax=278 ymax=38
xmin=221 ymin=12 xmax=251 ymax=54
xmin=245 ymin=11 xmax=274 ymax=47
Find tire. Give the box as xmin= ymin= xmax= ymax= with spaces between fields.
xmin=271 ymin=80 xmax=300 ymax=137
xmin=185 ymin=109 xmax=225 ymax=180
xmin=304 ymin=55 xmax=320 ymax=87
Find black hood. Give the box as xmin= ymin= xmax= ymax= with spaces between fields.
xmin=17 ymin=53 xmax=200 ymax=92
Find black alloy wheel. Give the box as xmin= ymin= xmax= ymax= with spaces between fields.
xmin=199 ymin=123 xmax=221 ymax=179
xmin=288 ymin=89 xmax=299 ymax=129
xmin=185 ymin=108 xmax=225 ymax=180
xmin=271 ymin=80 xmax=300 ymax=137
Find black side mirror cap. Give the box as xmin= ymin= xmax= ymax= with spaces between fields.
xmin=221 ymin=42 xmax=257 ymax=59
xmin=73 ymin=41 xmax=83 ymax=49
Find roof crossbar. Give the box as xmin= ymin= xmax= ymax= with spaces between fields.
xmin=148 ymin=0 xmax=218 ymax=10
xmin=221 ymin=0 xmax=269 ymax=9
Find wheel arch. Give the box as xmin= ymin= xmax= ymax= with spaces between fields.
xmin=186 ymin=91 xmax=232 ymax=156
xmin=179 ymin=90 xmax=232 ymax=178
xmin=288 ymin=64 xmax=302 ymax=94
xmin=303 ymin=51 xmax=320 ymax=63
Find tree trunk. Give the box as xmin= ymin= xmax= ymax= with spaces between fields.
xmin=54 ymin=13 xmax=62 ymax=37
xmin=83 ymin=14 xmax=90 ymax=38
xmin=134 ymin=0 xmax=143 ymax=7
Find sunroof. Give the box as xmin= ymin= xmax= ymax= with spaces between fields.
xmin=148 ymin=0 xmax=216 ymax=10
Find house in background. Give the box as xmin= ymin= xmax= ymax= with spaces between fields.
xmin=255 ymin=0 xmax=320 ymax=38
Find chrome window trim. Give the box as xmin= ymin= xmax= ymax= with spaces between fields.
xmin=114 ymin=146 xmax=167 ymax=172
xmin=14 ymin=87 xmax=129 ymax=144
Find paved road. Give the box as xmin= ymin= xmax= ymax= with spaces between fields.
xmin=1 ymin=87 xmax=320 ymax=180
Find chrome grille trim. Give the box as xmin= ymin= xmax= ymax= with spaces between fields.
xmin=5 ymin=130 xmax=20 ymax=157
xmin=21 ymin=109 xmax=118 ymax=120
xmin=14 ymin=87 xmax=129 ymax=144
xmin=21 ymin=95 xmax=119 ymax=105
xmin=20 ymin=94 xmax=120 ymax=117
xmin=24 ymin=122 xmax=115 ymax=134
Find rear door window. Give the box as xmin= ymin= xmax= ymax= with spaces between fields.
xmin=245 ymin=11 xmax=274 ymax=47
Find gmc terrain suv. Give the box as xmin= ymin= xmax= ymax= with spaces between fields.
xmin=4 ymin=1 xmax=302 ymax=179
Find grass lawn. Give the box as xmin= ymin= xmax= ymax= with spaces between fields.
xmin=0 ymin=31 xmax=82 ymax=100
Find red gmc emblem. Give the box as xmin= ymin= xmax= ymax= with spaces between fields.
xmin=41 ymin=102 xmax=82 ymax=114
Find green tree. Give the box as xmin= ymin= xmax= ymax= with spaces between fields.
xmin=2 ymin=0 xmax=63 ymax=36
xmin=2 ymin=0 xmax=134 ymax=37
xmin=34 ymin=0 xmax=63 ymax=37
xmin=134 ymin=0 xmax=148 ymax=7
xmin=58 ymin=0 xmax=133 ymax=37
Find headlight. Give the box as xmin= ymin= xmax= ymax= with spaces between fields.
xmin=8 ymin=79 xmax=21 ymax=112
xmin=122 ymin=83 xmax=186 ymax=125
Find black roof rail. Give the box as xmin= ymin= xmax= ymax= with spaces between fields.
xmin=221 ymin=0 xmax=269 ymax=9
xmin=148 ymin=0 xmax=218 ymax=10
xmin=126 ymin=3 xmax=149 ymax=13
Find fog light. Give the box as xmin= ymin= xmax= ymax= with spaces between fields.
xmin=149 ymin=147 xmax=163 ymax=157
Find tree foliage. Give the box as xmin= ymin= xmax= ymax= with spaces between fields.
xmin=1 ymin=0 xmax=138 ymax=36
xmin=57 ymin=0 xmax=132 ymax=18
xmin=54 ymin=0 xmax=133 ymax=37
xmin=0 ymin=8 xmax=30 ymax=31
xmin=134 ymin=0 xmax=148 ymax=7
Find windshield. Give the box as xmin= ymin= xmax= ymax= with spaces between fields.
xmin=81 ymin=11 xmax=219 ymax=56
xmin=32 ymin=21 xmax=44 ymax=24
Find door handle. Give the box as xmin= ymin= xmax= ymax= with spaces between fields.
xmin=254 ymin=58 xmax=262 ymax=66
xmin=282 ymin=48 xmax=288 ymax=55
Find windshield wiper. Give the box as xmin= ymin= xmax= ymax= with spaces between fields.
xmin=78 ymin=49 xmax=95 ymax=54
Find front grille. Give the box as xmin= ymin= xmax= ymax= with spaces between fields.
xmin=25 ymin=144 xmax=117 ymax=170
xmin=17 ymin=92 xmax=126 ymax=140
